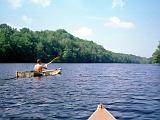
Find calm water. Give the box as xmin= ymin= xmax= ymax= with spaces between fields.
xmin=0 ymin=63 xmax=160 ymax=120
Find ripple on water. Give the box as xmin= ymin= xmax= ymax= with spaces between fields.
xmin=0 ymin=63 xmax=160 ymax=120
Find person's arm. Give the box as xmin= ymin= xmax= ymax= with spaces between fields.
xmin=43 ymin=64 xmax=48 ymax=69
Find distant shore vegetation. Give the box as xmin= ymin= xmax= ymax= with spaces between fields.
xmin=152 ymin=42 xmax=160 ymax=64
xmin=0 ymin=24 xmax=154 ymax=63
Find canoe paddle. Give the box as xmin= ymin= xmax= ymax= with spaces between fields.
xmin=46 ymin=56 xmax=60 ymax=65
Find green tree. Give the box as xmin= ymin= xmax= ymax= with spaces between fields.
xmin=152 ymin=42 xmax=160 ymax=63
xmin=0 ymin=24 xmax=16 ymax=62
xmin=0 ymin=23 xmax=150 ymax=63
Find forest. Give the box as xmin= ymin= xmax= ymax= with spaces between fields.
xmin=152 ymin=42 xmax=160 ymax=64
xmin=0 ymin=24 xmax=150 ymax=63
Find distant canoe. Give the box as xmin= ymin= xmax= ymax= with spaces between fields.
xmin=16 ymin=68 xmax=61 ymax=78
xmin=88 ymin=104 xmax=116 ymax=120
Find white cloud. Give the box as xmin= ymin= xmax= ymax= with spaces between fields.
xmin=112 ymin=0 xmax=124 ymax=8
xmin=104 ymin=16 xmax=134 ymax=29
xmin=8 ymin=0 xmax=51 ymax=8
xmin=30 ymin=0 xmax=51 ymax=7
xmin=21 ymin=15 xmax=33 ymax=24
xmin=73 ymin=27 xmax=93 ymax=38
xmin=8 ymin=0 xmax=22 ymax=9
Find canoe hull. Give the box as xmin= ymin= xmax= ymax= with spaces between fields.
xmin=88 ymin=104 xmax=116 ymax=120
xmin=16 ymin=68 xmax=61 ymax=78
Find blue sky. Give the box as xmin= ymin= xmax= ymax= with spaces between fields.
xmin=0 ymin=0 xmax=160 ymax=57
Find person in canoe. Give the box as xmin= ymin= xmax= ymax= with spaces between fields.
xmin=34 ymin=59 xmax=47 ymax=72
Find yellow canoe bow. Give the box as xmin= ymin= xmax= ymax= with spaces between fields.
xmin=88 ymin=104 xmax=116 ymax=120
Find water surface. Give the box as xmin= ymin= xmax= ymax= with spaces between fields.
xmin=0 ymin=63 xmax=160 ymax=120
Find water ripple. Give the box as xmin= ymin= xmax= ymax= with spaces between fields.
xmin=0 ymin=63 xmax=160 ymax=120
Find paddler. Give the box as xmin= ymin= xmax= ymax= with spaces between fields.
xmin=34 ymin=59 xmax=47 ymax=72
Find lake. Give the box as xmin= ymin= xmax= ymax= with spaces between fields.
xmin=0 ymin=63 xmax=160 ymax=120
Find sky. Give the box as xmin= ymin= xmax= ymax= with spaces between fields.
xmin=0 ymin=0 xmax=160 ymax=58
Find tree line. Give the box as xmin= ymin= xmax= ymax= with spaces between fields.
xmin=152 ymin=42 xmax=160 ymax=64
xmin=0 ymin=24 xmax=149 ymax=63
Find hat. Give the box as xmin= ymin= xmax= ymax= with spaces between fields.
xmin=37 ymin=59 xmax=42 ymax=63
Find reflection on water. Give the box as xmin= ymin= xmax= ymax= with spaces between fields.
xmin=0 ymin=63 xmax=160 ymax=120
